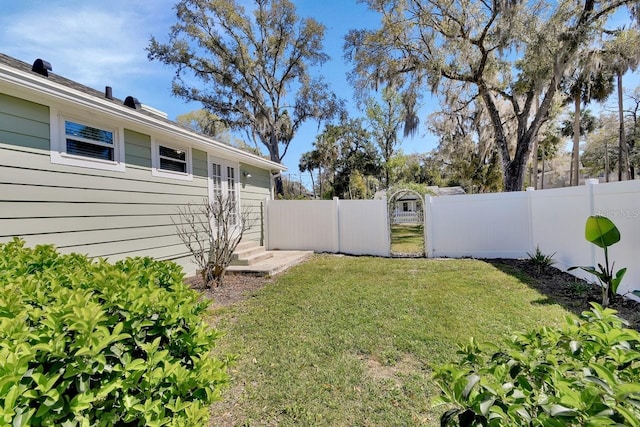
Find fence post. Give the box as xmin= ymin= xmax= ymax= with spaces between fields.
xmin=424 ymin=194 xmax=433 ymax=257
xmin=526 ymin=186 xmax=535 ymax=255
xmin=586 ymin=179 xmax=599 ymax=269
xmin=333 ymin=197 xmax=340 ymax=253
xmin=264 ymin=197 xmax=270 ymax=250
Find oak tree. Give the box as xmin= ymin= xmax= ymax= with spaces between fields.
xmin=148 ymin=0 xmax=344 ymax=193
xmin=346 ymin=0 xmax=638 ymax=191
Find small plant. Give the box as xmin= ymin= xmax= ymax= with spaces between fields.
xmin=526 ymin=245 xmax=556 ymax=275
xmin=568 ymin=279 xmax=591 ymax=298
xmin=569 ymin=215 xmax=626 ymax=307
xmin=174 ymin=193 xmax=251 ymax=288
xmin=434 ymin=303 xmax=640 ymax=426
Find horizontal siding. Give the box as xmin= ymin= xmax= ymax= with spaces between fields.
xmin=240 ymin=164 xmax=270 ymax=244
xmin=0 ymin=215 xmax=185 ymax=236
xmin=124 ymin=129 xmax=152 ymax=168
xmin=0 ymin=93 xmax=49 ymax=151
xmin=192 ymin=149 xmax=208 ymax=178
xmin=0 ymin=201 xmax=197 ymax=218
xmin=0 ymin=93 xmax=49 ymax=122
xmin=0 ymin=93 xmax=274 ymax=275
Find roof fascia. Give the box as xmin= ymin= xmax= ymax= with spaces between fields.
xmin=0 ymin=63 xmax=286 ymax=172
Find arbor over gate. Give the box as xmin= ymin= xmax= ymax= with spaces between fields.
xmin=387 ymin=189 xmax=425 ymax=257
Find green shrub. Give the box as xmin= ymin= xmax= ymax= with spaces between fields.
xmin=434 ymin=303 xmax=640 ymax=426
xmin=0 ymin=238 xmax=228 ymax=426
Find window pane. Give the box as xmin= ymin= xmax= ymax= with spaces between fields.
xmin=160 ymin=158 xmax=187 ymax=173
xmin=67 ymin=139 xmax=113 ymax=160
xmin=65 ymin=121 xmax=113 ymax=145
xmin=159 ymin=145 xmax=186 ymax=161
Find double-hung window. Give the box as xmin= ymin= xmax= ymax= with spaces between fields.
xmin=51 ymin=112 xmax=125 ymax=172
xmin=152 ymin=140 xmax=192 ymax=180
xmin=65 ymin=121 xmax=114 ymax=161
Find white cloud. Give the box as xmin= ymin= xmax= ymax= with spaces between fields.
xmin=0 ymin=0 xmax=189 ymax=115
xmin=1 ymin=1 xmax=174 ymax=88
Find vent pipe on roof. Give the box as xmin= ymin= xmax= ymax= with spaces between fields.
xmin=124 ymin=96 xmax=140 ymax=109
xmin=32 ymin=58 xmax=52 ymax=77
xmin=105 ymin=86 xmax=113 ymax=100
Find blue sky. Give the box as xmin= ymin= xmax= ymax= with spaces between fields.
xmin=0 ymin=0 xmax=435 ymax=187
xmin=1 ymin=1 xmax=638 ymax=187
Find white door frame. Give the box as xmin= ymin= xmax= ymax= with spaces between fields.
xmin=207 ymin=154 xmax=241 ymax=230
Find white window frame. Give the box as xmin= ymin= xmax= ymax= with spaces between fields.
xmin=50 ymin=109 xmax=125 ymax=172
xmin=151 ymin=138 xmax=193 ymax=181
xmin=208 ymin=155 xmax=241 ymax=227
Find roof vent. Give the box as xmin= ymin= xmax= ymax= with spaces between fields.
xmin=32 ymin=58 xmax=52 ymax=77
xmin=105 ymin=86 xmax=113 ymax=100
xmin=124 ymin=96 xmax=140 ymax=110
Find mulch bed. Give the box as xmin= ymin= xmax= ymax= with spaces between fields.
xmin=486 ymin=258 xmax=640 ymax=330
xmin=184 ymin=273 xmax=271 ymax=309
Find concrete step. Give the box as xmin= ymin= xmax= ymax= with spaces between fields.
xmin=231 ymin=249 xmax=273 ymax=266
xmin=227 ymin=250 xmax=313 ymax=277
xmin=234 ymin=240 xmax=260 ymax=251
xmin=232 ymin=244 xmax=268 ymax=261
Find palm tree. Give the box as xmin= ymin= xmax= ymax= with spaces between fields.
xmin=561 ymin=109 xmax=598 ymax=183
xmin=299 ymin=151 xmax=320 ymax=199
xmin=603 ymin=28 xmax=640 ymax=181
xmin=562 ymin=52 xmax=614 ymax=185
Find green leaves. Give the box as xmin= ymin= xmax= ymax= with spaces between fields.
xmin=569 ymin=215 xmax=626 ymax=307
xmin=0 ymin=239 xmax=228 ymax=425
xmin=434 ymin=303 xmax=640 ymax=426
xmin=585 ymin=215 xmax=621 ymax=248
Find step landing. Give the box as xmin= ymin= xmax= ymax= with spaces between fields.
xmin=228 ymin=241 xmax=313 ymax=276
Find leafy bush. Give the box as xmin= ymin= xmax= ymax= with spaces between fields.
xmin=0 ymin=238 xmax=228 ymax=426
xmin=434 ymin=303 xmax=640 ymax=426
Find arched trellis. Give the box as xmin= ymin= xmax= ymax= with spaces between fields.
xmin=387 ymin=189 xmax=426 ymax=257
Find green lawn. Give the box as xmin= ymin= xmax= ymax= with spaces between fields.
xmin=391 ymin=224 xmax=425 ymax=255
xmin=209 ymin=255 xmax=570 ymax=426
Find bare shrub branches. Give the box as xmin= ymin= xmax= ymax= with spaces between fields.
xmin=174 ymin=193 xmax=252 ymax=287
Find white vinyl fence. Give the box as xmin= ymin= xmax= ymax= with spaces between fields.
xmin=265 ymin=197 xmax=390 ymax=257
xmin=264 ymin=179 xmax=640 ymax=296
xmin=426 ymin=179 xmax=640 ymax=297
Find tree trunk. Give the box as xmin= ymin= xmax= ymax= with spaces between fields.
xmin=309 ymin=171 xmax=316 ymax=199
xmin=604 ymin=138 xmax=609 ymax=182
xmin=572 ymin=93 xmax=581 ymax=186
xmin=503 ymin=159 xmax=528 ymax=192
xmin=617 ymin=72 xmax=628 ymax=181
xmin=541 ymin=150 xmax=546 ymax=189
xmin=531 ymin=93 xmax=540 ymax=189
xmin=531 ymin=138 xmax=539 ymax=189
xmin=267 ymin=133 xmax=284 ymax=196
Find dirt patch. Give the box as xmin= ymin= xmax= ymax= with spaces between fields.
xmin=363 ymin=353 xmax=425 ymax=384
xmin=486 ymin=258 xmax=640 ymax=330
xmin=185 ymin=273 xmax=271 ymax=309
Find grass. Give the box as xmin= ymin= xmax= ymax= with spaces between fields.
xmin=390 ymin=223 xmax=425 ymax=254
xmin=209 ymin=255 xmax=571 ymax=426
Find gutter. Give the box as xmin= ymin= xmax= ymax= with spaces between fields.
xmin=0 ymin=62 xmax=287 ymax=173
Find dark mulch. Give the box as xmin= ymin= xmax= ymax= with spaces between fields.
xmin=486 ymin=258 xmax=640 ymax=330
xmin=184 ymin=273 xmax=271 ymax=309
